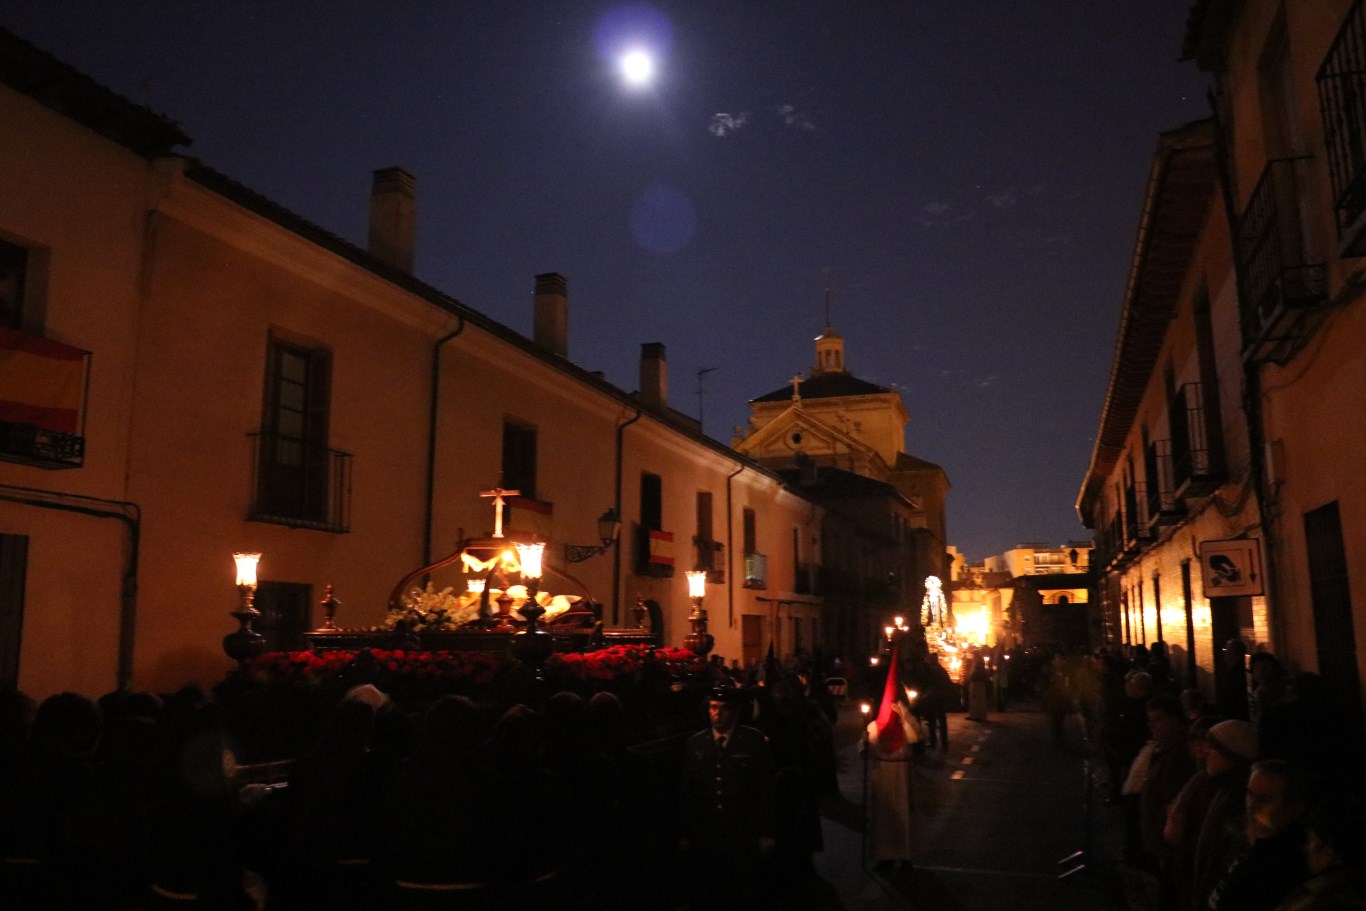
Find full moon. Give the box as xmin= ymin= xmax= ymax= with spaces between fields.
xmin=620 ymin=49 xmax=655 ymax=86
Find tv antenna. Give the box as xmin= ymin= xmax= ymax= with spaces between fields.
xmin=696 ymin=366 xmax=720 ymax=432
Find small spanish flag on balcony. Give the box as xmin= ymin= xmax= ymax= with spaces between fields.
xmin=647 ymin=529 xmax=674 ymax=566
xmin=505 ymin=495 xmax=554 ymax=539
xmin=0 ymin=329 xmax=89 ymax=434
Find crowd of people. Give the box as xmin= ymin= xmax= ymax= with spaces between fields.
xmin=5 ymin=639 xmax=1364 ymax=910
xmin=1043 ymin=641 xmax=1366 ymax=911
xmin=0 ymin=658 xmax=844 ymax=911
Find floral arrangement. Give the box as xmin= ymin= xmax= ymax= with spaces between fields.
xmin=547 ymin=644 xmax=705 ymax=682
xmin=378 ymin=582 xmax=584 ymax=632
xmin=221 ymin=644 xmax=708 ymax=759
xmin=235 ymin=643 xmax=706 ymax=699
xmin=242 ymin=647 xmax=505 ymax=688
xmin=381 ymin=583 xmax=481 ymax=632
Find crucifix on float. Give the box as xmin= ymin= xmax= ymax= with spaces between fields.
xmin=480 ymin=485 xmax=520 ymax=538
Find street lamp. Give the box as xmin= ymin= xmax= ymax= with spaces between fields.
xmin=224 ymin=552 xmax=266 ymax=665
xmin=563 ymin=508 xmax=621 ymax=563
xmin=683 ymin=569 xmax=713 ymax=657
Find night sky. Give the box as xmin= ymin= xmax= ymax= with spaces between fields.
xmin=3 ymin=2 xmax=1210 ymax=562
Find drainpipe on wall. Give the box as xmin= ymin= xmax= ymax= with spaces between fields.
xmin=610 ymin=408 xmax=642 ymax=624
xmin=424 ymin=317 xmax=466 ymax=566
xmin=725 ymin=463 xmax=745 ymax=630
xmin=0 ymin=484 xmax=140 ymax=691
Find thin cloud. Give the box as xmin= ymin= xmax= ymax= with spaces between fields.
xmin=708 ymin=112 xmax=750 ymax=137
xmin=777 ymin=104 xmax=817 ymax=131
xmin=988 ymin=191 xmax=1016 ymax=207
xmin=918 ymin=201 xmax=977 ymax=227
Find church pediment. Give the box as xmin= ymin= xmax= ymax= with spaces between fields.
xmin=735 ymin=403 xmax=880 ymax=465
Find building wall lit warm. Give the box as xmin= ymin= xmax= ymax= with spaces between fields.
xmin=734 ymin=323 xmax=951 ymax=656
xmin=1081 ymin=1 xmax=1366 ymax=720
xmin=953 ymin=542 xmax=1094 ymax=652
xmin=0 ymin=31 xmax=834 ymax=697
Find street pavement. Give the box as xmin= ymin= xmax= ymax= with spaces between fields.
xmin=810 ymin=699 xmax=1132 ymax=911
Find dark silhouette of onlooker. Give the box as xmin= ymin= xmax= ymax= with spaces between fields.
xmin=1139 ymin=695 xmax=1196 ymax=875
xmin=1208 ymin=759 xmax=1311 ymax=911
xmin=380 ymin=694 xmax=500 ymax=900
xmin=1218 ymin=639 xmax=1251 ymax=722
xmin=280 ymin=695 xmax=384 ymax=907
xmin=1194 ymin=719 xmax=1260 ymax=910
xmin=1273 ymin=799 xmax=1366 ymax=911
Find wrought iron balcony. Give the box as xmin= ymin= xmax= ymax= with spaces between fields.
xmin=1145 ymin=439 xmax=1183 ymax=527
xmin=743 ymin=551 xmax=767 ymax=589
xmin=634 ymin=525 xmax=675 ymax=578
xmin=1317 ymin=0 xmax=1366 ymax=257
xmin=1100 ymin=513 xmax=1126 ymax=569
xmin=1123 ymin=482 xmax=1153 ymax=550
xmin=0 ymin=422 xmax=84 ymax=468
xmin=0 ymin=329 xmax=90 ymax=469
xmin=247 ymin=431 xmax=352 ymax=533
xmin=1235 ymin=157 xmax=1328 ymax=362
xmin=693 ymin=536 xmax=725 ymax=584
xmin=1170 ymin=382 xmax=1220 ymax=498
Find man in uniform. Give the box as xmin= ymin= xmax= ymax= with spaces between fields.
xmin=679 ymin=686 xmax=775 ymax=909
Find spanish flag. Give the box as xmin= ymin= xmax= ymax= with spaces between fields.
xmin=0 ymin=329 xmax=88 ymax=434
xmin=505 ymin=495 xmax=554 ymax=539
xmin=873 ymin=641 xmax=906 ymax=754
xmin=647 ymin=529 xmax=674 ymax=566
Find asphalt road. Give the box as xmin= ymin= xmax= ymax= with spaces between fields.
xmin=813 ymin=699 xmax=1133 ymax=911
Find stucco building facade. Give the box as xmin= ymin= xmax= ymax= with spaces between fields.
xmin=733 ymin=323 xmax=951 ymax=656
xmin=1079 ymin=1 xmax=1366 ymax=719
xmin=0 ymin=29 xmax=833 ymax=698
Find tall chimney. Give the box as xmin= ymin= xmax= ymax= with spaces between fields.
xmin=368 ymin=167 xmax=416 ymax=273
xmin=533 ymin=272 xmax=568 ymax=357
xmin=640 ymin=342 xmax=667 ymax=411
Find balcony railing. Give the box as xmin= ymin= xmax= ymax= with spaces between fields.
xmin=0 ymin=422 xmax=84 ymax=469
xmin=1145 ymin=439 xmax=1182 ymax=527
xmin=634 ymin=526 xmax=676 ymax=577
xmin=693 ymin=536 xmax=725 ymax=584
xmin=1235 ymin=157 xmax=1328 ymax=362
xmin=0 ymin=329 xmax=90 ymax=469
xmin=1100 ymin=513 xmax=1125 ymax=569
xmin=1316 ymin=0 xmax=1366 ymax=256
xmin=1171 ymin=382 xmax=1219 ymax=497
xmin=743 ymin=551 xmax=767 ymax=589
xmin=1123 ymin=483 xmax=1152 ymax=549
xmin=247 ymin=432 xmax=352 ymax=533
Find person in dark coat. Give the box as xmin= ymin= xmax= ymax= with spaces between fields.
xmin=756 ymin=672 xmax=826 ymax=882
xmin=1218 ymin=639 xmax=1252 ymax=722
xmin=1140 ymin=694 xmax=1197 ymax=874
xmin=679 ymin=686 xmax=775 ymax=911
xmin=1194 ymin=720 xmax=1261 ymax=910
xmin=1208 ymin=759 xmax=1311 ymax=911
xmin=1273 ymin=799 xmax=1366 ymax=911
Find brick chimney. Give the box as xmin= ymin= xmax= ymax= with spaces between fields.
xmin=368 ymin=167 xmax=416 ymax=272
xmin=639 ymin=342 xmax=667 ymax=411
xmin=533 ymin=272 xmax=568 ymax=357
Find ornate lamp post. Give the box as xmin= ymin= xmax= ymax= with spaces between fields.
xmin=224 ymin=552 xmax=267 ymax=665
xmin=683 ymin=569 xmax=713 ymax=657
xmin=563 ymin=508 xmax=621 ymax=563
xmin=511 ymin=540 xmax=554 ymax=678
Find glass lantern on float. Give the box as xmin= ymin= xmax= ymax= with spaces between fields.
xmin=510 ymin=540 xmax=555 ymax=679
xmin=224 ymin=552 xmax=267 ymax=665
xmin=683 ymin=569 xmax=713 ymax=657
